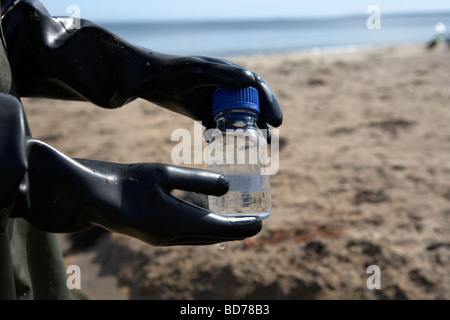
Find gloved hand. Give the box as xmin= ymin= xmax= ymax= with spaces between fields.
xmin=137 ymin=55 xmax=282 ymax=139
xmin=13 ymin=138 xmax=261 ymax=245
xmin=0 ymin=93 xmax=261 ymax=244
xmin=2 ymin=0 xmax=282 ymax=141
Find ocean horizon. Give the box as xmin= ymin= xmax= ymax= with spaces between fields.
xmin=97 ymin=11 xmax=450 ymax=57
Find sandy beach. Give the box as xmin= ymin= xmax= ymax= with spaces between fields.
xmin=22 ymin=43 xmax=449 ymax=299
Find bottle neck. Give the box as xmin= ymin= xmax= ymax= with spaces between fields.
xmin=214 ymin=109 xmax=259 ymax=130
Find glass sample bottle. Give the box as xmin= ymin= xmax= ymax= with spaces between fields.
xmin=207 ymin=87 xmax=271 ymax=219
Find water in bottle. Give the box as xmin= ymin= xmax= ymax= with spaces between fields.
xmin=207 ymin=87 xmax=271 ymax=220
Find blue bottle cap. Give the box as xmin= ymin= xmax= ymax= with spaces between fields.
xmin=212 ymin=87 xmax=260 ymax=118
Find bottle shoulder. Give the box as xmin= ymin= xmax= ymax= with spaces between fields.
xmin=208 ymin=126 xmax=267 ymax=145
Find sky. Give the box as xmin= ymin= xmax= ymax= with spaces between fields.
xmin=39 ymin=0 xmax=450 ymax=23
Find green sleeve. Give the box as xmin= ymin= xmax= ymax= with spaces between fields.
xmin=1 ymin=219 xmax=72 ymax=300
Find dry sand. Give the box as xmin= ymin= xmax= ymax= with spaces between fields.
xmin=22 ymin=43 xmax=450 ymax=300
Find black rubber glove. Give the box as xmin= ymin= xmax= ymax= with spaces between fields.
xmin=14 ymin=138 xmax=261 ymax=246
xmin=2 ymin=0 xmax=282 ymax=137
xmin=0 ymin=93 xmax=27 ymax=231
xmin=0 ymin=93 xmax=261 ymax=245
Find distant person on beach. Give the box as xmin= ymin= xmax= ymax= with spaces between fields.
xmin=0 ymin=0 xmax=282 ymax=299
xmin=427 ymin=21 xmax=450 ymax=49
